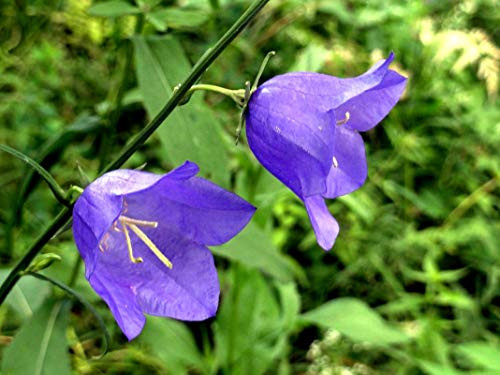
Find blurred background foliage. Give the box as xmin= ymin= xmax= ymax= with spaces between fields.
xmin=0 ymin=0 xmax=499 ymax=374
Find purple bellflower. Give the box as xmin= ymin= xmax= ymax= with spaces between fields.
xmin=72 ymin=161 xmax=255 ymax=340
xmin=246 ymin=52 xmax=406 ymax=250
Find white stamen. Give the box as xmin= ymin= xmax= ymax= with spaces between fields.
xmin=332 ymin=156 xmax=339 ymax=168
xmin=336 ymin=112 xmax=350 ymax=126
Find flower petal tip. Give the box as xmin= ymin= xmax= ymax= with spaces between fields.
xmin=304 ymin=195 xmax=339 ymax=251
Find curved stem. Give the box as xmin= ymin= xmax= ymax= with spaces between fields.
xmin=186 ymin=84 xmax=246 ymax=106
xmin=0 ymin=144 xmax=70 ymax=207
xmin=0 ymin=0 xmax=270 ymax=306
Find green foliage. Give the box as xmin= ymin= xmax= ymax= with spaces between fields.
xmin=133 ymin=34 xmax=230 ymax=187
xmin=0 ymin=0 xmax=499 ymax=374
xmin=301 ymin=298 xmax=409 ymax=345
xmin=1 ymin=299 xmax=71 ymax=375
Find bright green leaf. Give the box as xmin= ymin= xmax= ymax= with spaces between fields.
xmin=148 ymin=7 xmax=209 ymax=30
xmin=300 ymin=297 xmax=410 ymax=345
xmin=457 ymin=342 xmax=500 ymax=371
xmin=211 ymin=222 xmax=305 ymax=283
xmin=88 ymin=1 xmax=140 ymax=17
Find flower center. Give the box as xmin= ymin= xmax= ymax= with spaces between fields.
xmin=336 ymin=111 xmax=350 ymax=126
xmin=99 ymin=215 xmax=173 ymax=269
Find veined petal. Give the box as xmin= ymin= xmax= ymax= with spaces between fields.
xmin=335 ymin=70 xmax=407 ymax=132
xmin=165 ymin=160 xmax=200 ymax=181
xmin=136 ymin=240 xmax=219 ymax=321
xmin=125 ymin=174 xmax=256 ymax=246
xmin=258 ymin=52 xmax=396 ymax=112
xmin=304 ymin=195 xmax=339 ymax=250
xmin=72 ymin=162 xmax=201 ymax=277
xmin=324 ymin=125 xmax=367 ymax=199
xmin=73 ymin=192 xmax=123 ymax=278
xmin=89 ymin=223 xmax=218 ymax=337
xmin=89 ymin=272 xmax=146 ymax=341
xmin=89 ymin=169 xmax=163 ymax=196
xmin=246 ymin=91 xmax=334 ymax=198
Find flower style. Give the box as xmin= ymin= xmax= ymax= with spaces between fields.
xmin=246 ymin=52 xmax=407 ymax=250
xmin=72 ymin=161 xmax=255 ymax=340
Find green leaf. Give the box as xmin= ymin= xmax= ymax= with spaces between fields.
xmin=417 ymin=361 xmax=463 ymax=375
xmin=290 ymin=44 xmax=329 ymax=72
xmin=277 ymin=282 xmax=301 ymax=331
xmin=28 ymin=272 xmax=110 ymax=357
xmin=300 ymin=298 xmax=410 ymax=345
xmin=147 ymin=7 xmax=209 ymax=31
xmin=139 ymin=316 xmax=207 ymax=373
xmin=0 ymin=269 xmax=50 ymax=320
xmin=1 ymin=299 xmax=71 ymax=375
xmin=214 ymin=267 xmax=282 ymax=374
xmin=88 ymin=1 xmax=140 ymax=17
xmin=211 ymin=222 xmax=305 ymax=283
xmin=133 ymin=35 xmax=229 ymax=187
xmin=457 ymin=342 xmax=500 ymax=371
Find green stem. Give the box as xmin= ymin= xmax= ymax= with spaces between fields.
xmin=186 ymin=84 xmax=246 ymax=106
xmin=0 ymin=144 xmax=70 ymax=207
xmin=0 ymin=208 xmax=72 ymax=305
xmin=0 ymin=0 xmax=270 ymax=306
xmin=103 ymin=0 xmax=270 ymax=173
xmin=67 ymin=256 xmax=83 ymax=288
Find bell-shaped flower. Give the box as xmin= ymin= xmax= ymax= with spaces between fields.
xmin=72 ymin=161 xmax=255 ymax=340
xmin=246 ymin=52 xmax=406 ymax=250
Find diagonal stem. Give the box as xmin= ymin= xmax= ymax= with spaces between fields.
xmin=0 ymin=0 xmax=270 ymax=306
